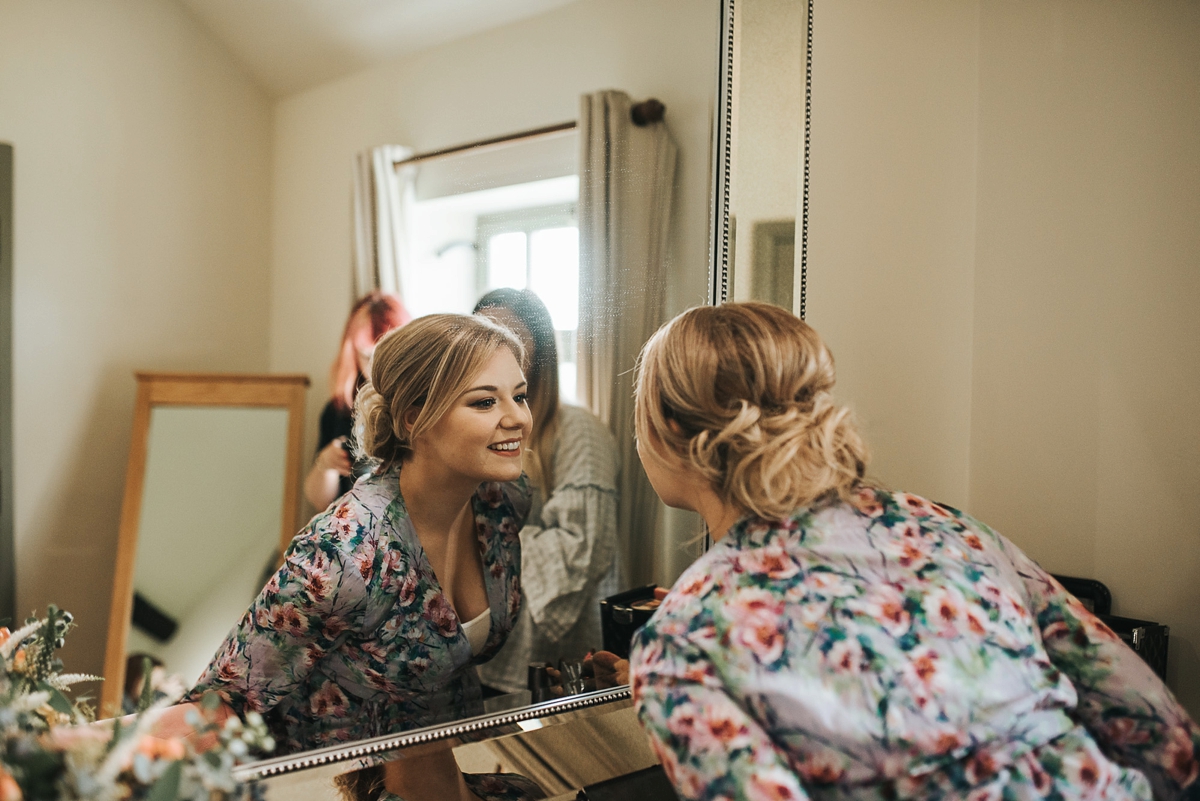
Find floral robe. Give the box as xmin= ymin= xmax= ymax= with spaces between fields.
xmin=630 ymin=488 xmax=1200 ymax=801
xmin=186 ymin=467 xmax=530 ymax=754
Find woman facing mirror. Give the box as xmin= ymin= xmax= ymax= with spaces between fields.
xmin=627 ymin=303 xmax=1200 ymax=801
xmin=305 ymin=290 xmax=412 ymax=511
xmin=472 ymin=289 xmax=620 ymax=695
xmin=175 ymin=314 xmax=533 ymax=754
xmin=334 ymin=748 xmax=547 ymax=801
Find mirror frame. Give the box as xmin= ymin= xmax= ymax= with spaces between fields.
xmin=234 ymin=686 xmax=632 ymax=785
xmin=151 ymin=0 xmax=740 ymax=775
xmin=711 ymin=0 xmax=814 ymax=314
xmin=100 ymin=372 xmax=310 ymax=716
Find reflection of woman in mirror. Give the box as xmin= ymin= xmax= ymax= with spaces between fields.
xmin=471 ymin=289 xmax=619 ymax=695
xmin=305 ymin=290 xmax=411 ymax=511
xmin=629 ymin=303 xmax=1199 ymax=801
xmin=178 ymin=314 xmax=533 ymax=754
xmin=334 ymin=749 xmax=547 ymax=801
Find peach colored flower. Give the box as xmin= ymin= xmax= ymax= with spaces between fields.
xmin=679 ymin=704 xmax=754 ymax=754
xmin=824 ymin=637 xmax=865 ymax=674
xmin=803 ymin=570 xmax=859 ymax=599
xmin=923 ymin=586 xmax=967 ymax=637
xmin=1014 ymin=753 xmax=1055 ymax=797
xmin=919 ymin=729 xmax=966 ymax=757
xmin=1100 ymin=717 xmax=1150 ymax=747
xmin=856 ymin=584 xmax=911 ymax=638
xmin=966 ymin=784 xmax=1003 ymax=801
xmin=330 ymin=504 xmax=356 ymax=540
xmin=964 ymin=750 xmax=998 ymax=786
xmin=797 ymin=746 xmax=846 ymax=784
xmin=308 ymin=680 xmax=349 ymax=717
xmin=1164 ymin=725 xmax=1199 ymax=787
xmin=739 ymin=546 xmax=800 ymax=581
xmin=897 ymin=493 xmax=934 ymax=517
xmin=0 ymin=767 xmax=21 ymax=801
xmin=352 ymin=550 xmax=374 ymax=581
xmin=745 ymin=766 xmax=805 ymax=801
xmin=962 ymin=532 xmax=985 ymax=551
xmin=732 ymin=619 xmax=786 ymax=665
xmin=266 ymin=602 xmax=308 ymax=637
xmin=137 ymin=735 xmax=187 ymax=762
xmin=853 ymin=487 xmax=884 ymax=517
xmin=731 ymin=587 xmax=784 ymax=621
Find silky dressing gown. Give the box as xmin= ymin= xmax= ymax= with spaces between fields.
xmin=188 ymin=467 xmax=531 ymax=754
xmin=630 ymin=487 xmax=1199 ymax=801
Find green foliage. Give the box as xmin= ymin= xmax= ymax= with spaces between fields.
xmin=1 ymin=606 xmax=274 ymax=801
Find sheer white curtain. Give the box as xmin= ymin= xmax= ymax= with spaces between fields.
xmin=351 ymin=145 xmax=416 ymax=299
xmin=577 ymin=90 xmax=678 ymax=588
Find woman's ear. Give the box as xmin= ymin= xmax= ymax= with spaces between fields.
xmin=401 ymin=406 xmax=420 ymax=435
xmin=664 ymin=417 xmax=685 ymax=438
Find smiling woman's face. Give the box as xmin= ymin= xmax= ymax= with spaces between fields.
xmin=412 ymin=347 xmax=532 ymax=485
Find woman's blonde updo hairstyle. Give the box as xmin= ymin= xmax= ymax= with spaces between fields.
xmin=635 ymin=302 xmax=868 ymax=520
xmin=355 ymin=313 xmax=523 ymax=472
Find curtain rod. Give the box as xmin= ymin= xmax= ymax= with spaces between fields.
xmin=392 ymin=98 xmax=666 ymax=169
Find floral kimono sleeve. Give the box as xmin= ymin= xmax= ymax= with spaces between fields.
xmin=187 ymin=511 xmax=373 ymax=716
xmin=997 ymin=534 xmax=1200 ymax=799
xmin=631 ymin=632 xmax=810 ymax=801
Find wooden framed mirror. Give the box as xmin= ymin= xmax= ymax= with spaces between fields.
xmin=101 ymin=372 xmax=309 ymax=716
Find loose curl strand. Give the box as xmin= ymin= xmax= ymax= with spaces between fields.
xmin=354 ymin=313 xmax=523 ymax=472
xmin=635 ymin=302 xmax=868 ymax=521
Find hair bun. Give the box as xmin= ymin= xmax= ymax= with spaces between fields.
xmin=636 ymin=302 xmax=868 ymax=521
xmin=353 ymin=381 xmax=399 ymax=465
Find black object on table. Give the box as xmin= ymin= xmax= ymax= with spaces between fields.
xmin=577 ymin=765 xmax=680 ymax=801
xmin=1052 ymin=574 xmax=1169 ymax=680
xmin=600 ymin=584 xmax=659 ymax=660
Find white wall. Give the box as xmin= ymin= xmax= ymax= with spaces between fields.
xmin=0 ymin=0 xmax=273 ymax=676
xmin=810 ymin=0 xmax=1200 ymax=713
xmin=969 ymin=0 xmax=1200 ymax=711
xmin=807 ymin=0 xmax=980 ymax=508
xmin=267 ymin=0 xmax=720 ymax=582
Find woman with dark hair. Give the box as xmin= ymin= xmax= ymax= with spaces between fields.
xmin=472 ymin=289 xmax=620 ymax=694
xmin=304 ymin=290 xmax=411 ymax=510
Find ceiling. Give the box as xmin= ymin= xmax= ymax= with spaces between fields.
xmin=177 ymin=0 xmax=584 ymax=98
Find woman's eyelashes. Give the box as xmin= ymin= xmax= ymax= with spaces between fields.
xmin=469 ymin=392 xmax=528 ymax=410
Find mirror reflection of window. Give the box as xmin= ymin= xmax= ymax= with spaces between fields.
xmin=480 ymin=210 xmax=579 ymax=404
xmin=405 ymin=177 xmax=581 ymax=404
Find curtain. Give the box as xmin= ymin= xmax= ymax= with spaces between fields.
xmin=351 ymin=145 xmax=415 ymax=299
xmin=577 ymin=90 xmax=678 ymax=588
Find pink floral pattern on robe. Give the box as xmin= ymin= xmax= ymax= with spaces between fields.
xmin=630 ymin=488 xmax=1199 ymax=801
xmin=187 ymin=467 xmax=530 ymax=754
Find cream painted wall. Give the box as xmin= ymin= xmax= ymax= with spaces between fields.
xmin=0 ymin=1 xmax=273 ymax=676
xmin=969 ymin=0 xmax=1200 ymax=711
xmin=807 ymin=1 xmax=980 ymax=509
xmin=267 ymin=0 xmax=719 ymax=582
xmin=810 ymin=0 xmax=1200 ymax=713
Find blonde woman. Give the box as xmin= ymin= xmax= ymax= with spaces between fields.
xmin=629 ymin=303 xmax=1199 ymax=801
xmin=471 ymin=289 xmax=619 ymax=694
xmin=184 ymin=314 xmax=533 ymax=754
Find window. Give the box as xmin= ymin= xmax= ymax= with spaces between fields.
xmin=476 ymin=203 xmax=580 ymax=403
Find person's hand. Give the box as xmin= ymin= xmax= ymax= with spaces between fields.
xmin=589 ymin=651 xmax=629 ymax=689
xmin=315 ymin=438 xmax=352 ymax=476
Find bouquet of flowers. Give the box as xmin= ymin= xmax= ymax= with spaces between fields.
xmin=0 ymin=606 xmax=273 ymax=801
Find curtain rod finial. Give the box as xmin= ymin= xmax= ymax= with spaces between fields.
xmin=631 ymin=99 xmax=665 ymax=126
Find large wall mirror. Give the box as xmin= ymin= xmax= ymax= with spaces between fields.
xmin=162 ymin=1 xmax=729 ymax=786
xmin=715 ymin=0 xmax=1200 ymax=718
xmin=101 ymin=373 xmax=309 ymax=716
